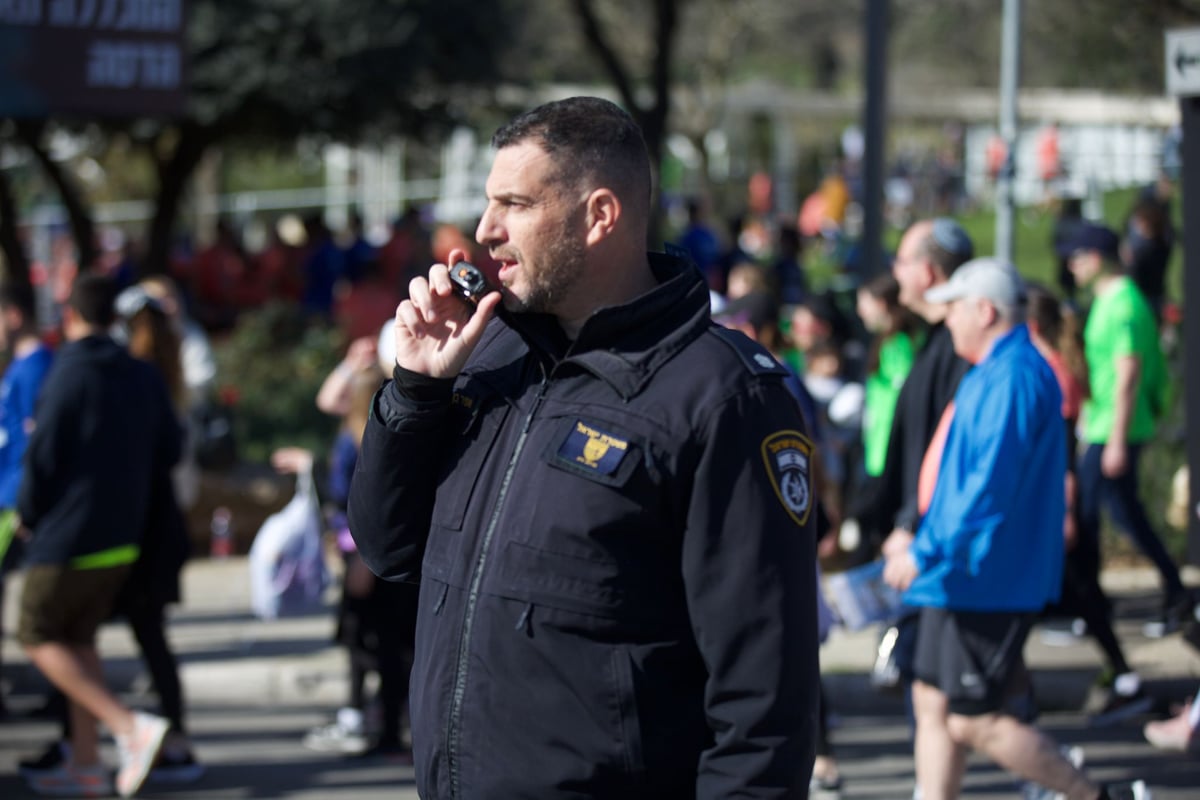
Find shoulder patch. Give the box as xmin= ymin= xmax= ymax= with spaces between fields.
xmin=708 ymin=326 xmax=789 ymax=376
xmin=761 ymin=430 xmax=814 ymax=527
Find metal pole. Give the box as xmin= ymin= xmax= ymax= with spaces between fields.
xmin=861 ymin=0 xmax=888 ymax=278
xmin=1183 ymin=95 xmax=1200 ymax=565
xmin=995 ymin=0 xmax=1021 ymax=263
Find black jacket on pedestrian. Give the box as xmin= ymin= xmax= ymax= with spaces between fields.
xmin=18 ymin=335 xmax=182 ymax=566
xmin=349 ymin=253 xmax=819 ymax=799
xmin=849 ymin=322 xmax=968 ymax=536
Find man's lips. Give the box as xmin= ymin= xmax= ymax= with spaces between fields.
xmin=496 ymin=260 xmax=518 ymax=282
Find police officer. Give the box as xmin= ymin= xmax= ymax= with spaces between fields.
xmin=349 ymin=97 xmax=819 ymax=799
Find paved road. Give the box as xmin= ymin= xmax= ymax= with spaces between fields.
xmin=3 ymin=687 xmax=1195 ymax=798
xmin=1 ymin=557 xmax=1196 ymax=798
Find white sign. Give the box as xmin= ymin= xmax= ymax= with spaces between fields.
xmin=1166 ymin=28 xmax=1200 ymax=97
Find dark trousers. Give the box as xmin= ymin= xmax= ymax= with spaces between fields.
xmin=1077 ymin=443 xmax=1185 ymax=603
xmin=126 ymin=601 xmax=186 ymax=733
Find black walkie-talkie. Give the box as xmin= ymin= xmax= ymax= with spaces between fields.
xmin=447 ymin=261 xmax=495 ymax=306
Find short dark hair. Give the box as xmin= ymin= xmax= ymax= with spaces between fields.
xmin=492 ymin=96 xmax=652 ymax=212
xmin=0 ymin=282 xmax=36 ymax=320
xmin=68 ymin=273 xmax=118 ymax=327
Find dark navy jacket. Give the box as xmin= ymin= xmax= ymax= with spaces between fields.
xmin=18 ymin=335 xmax=181 ymax=566
xmin=349 ymin=254 xmax=819 ymax=799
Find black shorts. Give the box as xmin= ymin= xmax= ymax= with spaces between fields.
xmin=912 ymin=605 xmax=1033 ymax=716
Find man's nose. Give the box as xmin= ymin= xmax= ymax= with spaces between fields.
xmin=476 ymin=210 xmax=501 ymax=246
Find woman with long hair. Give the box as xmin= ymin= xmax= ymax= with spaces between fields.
xmin=116 ymin=292 xmax=203 ymax=779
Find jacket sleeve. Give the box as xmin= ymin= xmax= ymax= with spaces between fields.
xmin=682 ymin=378 xmax=820 ymax=798
xmin=16 ymin=368 xmax=74 ymax=531
xmin=347 ymin=379 xmax=452 ymax=582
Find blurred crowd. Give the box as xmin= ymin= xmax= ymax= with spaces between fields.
xmin=0 ymin=154 xmax=1192 ymax=797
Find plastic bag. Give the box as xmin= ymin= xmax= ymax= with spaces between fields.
xmin=248 ymin=466 xmax=330 ymax=619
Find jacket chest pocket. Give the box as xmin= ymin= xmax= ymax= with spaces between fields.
xmin=484 ymin=415 xmax=681 ymax=623
xmin=430 ymin=394 xmax=510 ymax=532
xmin=540 ymin=415 xmax=646 ymax=488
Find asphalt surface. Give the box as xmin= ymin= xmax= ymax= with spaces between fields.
xmin=1 ymin=557 xmax=1197 ymax=798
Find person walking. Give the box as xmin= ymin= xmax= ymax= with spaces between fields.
xmin=348 ymin=96 xmax=820 ymax=798
xmin=0 ymin=283 xmax=54 ymax=717
xmin=1061 ymin=222 xmax=1189 ymax=637
xmin=299 ymin=336 xmax=418 ymax=761
xmin=16 ymin=274 xmax=181 ymax=798
xmin=113 ymin=288 xmax=203 ymax=778
xmin=846 ymin=217 xmax=973 ymax=718
xmin=1025 ymin=285 xmax=1149 ymax=723
xmin=847 ymin=271 xmax=922 ymax=564
xmin=884 ymin=258 xmax=1113 ymax=800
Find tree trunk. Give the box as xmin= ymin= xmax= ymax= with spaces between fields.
xmin=0 ymin=164 xmax=31 ymax=289
xmin=571 ymin=0 xmax=680 ymax=246
xmin=15 ymin=121 xmax=97 ymax=272
xmin=142 ymin=122 xmax=220 ymax=277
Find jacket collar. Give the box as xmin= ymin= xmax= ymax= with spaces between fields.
xmin=979 ymin=323 xmax=1030 ymax=365
xmin=506 ymin=252 xmax=711 ymax=400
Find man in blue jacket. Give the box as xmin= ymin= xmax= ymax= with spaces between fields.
xmin=883 ymin=258 xmax=1111 ymax=800
xmin=0 ymin=283 xmax=54 ymax=717
xmin=17 ymin=274 xmax=181 ymax=798
xmin=349 ymin=97 xmax=819 ymax=798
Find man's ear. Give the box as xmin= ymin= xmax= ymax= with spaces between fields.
xmin=924 ymin=262 xmax=944 ymax=292
xmin=584 ymin=189 xmax=620 ymax=246
xmin=980 ymin=298 xmax=1000 ymax=327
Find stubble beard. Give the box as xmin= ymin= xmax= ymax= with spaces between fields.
xmin=503 ymin=229 xmax=587 ymax=316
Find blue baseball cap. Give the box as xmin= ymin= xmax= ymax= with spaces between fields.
xmin=1056 ymin=222 xmax=1120 ymax=261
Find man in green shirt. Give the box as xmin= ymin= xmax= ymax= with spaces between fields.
xmin=1063 ymin=222 xmax=1188 ymax=638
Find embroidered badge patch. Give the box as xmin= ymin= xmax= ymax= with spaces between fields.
xmin=761 ymin=430 xmax=814 ymax=527
xmin=557 ymin=420 xmax=629 ymax=476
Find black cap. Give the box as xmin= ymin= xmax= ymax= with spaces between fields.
xmin=1056 ymin=221 xmax=1120 ymax=261
xmin=714 ymin=291 xmax=779 ymax=331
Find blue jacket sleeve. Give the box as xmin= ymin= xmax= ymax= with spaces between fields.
xmin=16 ymin=367 xmax=75 ymax=531
xmin=682 ymin=378 xmax=820 ymax=798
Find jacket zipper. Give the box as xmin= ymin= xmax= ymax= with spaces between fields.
xmin=446 ymin=375 xmax=548 ymax=799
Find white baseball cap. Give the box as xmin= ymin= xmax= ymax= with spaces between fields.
xmin=924 ymin=256 xmax=1024 ymax=307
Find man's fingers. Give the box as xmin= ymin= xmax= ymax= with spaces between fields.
xmin=408 ymin=276 xmax=433 ymax=316
xmin=428 ymin=263 xmax=453 ymax=298
xmin=459 ymin=291 xmax=501 ymax=343
xmin=396 ymin=300 xmax=426 ymax=338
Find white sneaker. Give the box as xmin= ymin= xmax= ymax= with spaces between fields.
xmin=1104 ymin=780 xmax=1153 ymax=800
xmin=303 ymin=707 xmax=369 ymax=754
xmin=115 ymin=712 xmax=170 ymax=797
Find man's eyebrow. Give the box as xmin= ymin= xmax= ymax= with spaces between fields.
xmin=489 ymin=191 xmax=536 ymax=204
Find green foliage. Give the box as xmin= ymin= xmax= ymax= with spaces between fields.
xmin=185 ymin=0 xmax=520 ymax=140
xmin=212 ymin=302 xmax=345 ymax=464
xmin=1137 ymin=356 xmax=1188 ymax=564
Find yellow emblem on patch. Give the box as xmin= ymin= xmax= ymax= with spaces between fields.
xmin=557 ymin=420 xmax=629 ymax=474
xmin=761 ymin=430 xmax=814 ymax=527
